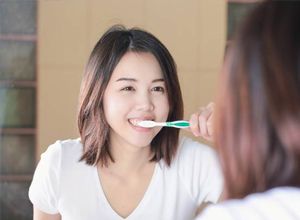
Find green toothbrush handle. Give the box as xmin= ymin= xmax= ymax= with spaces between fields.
xmin=166 ymin=120 xmax=190 ymax=128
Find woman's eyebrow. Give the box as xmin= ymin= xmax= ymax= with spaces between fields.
xmin=115 ymin=78 xmax=164 ymax=83
xmin=152 ymin=78 xmax=164 ymax=83
xmin=115 ymin=78 xmax=137 ymax=82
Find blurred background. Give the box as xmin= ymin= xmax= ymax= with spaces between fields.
xmin=0 ymin=0 xmax=259 ymax=219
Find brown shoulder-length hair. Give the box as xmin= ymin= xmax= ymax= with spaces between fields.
xmin=216 ymin=0 xmax=300 ymax=199
xmin=78 ymin=25 xmax=183 ymax=167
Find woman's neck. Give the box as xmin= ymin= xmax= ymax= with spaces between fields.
xmin=104 ymin=137 xmax=155 ymax=178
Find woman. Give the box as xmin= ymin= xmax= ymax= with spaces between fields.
xmin=29 ymin=25 xmax=223 ymax=220
xmin=196 ymin=1 xmax=300 ymax=219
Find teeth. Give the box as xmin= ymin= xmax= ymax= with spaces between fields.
xmin=129 ymin=119 xmax=142 ymax=126
xmin=129 ymin=119 xmax=153 ymax=127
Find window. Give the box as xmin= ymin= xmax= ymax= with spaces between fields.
xmin=0 ymin=1 xmax=37 ymax=219
xmin=227 ymin=0 xmax=260 ymax=50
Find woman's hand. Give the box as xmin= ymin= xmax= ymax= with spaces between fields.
xmin=186 ymin=102 xmax=216 ymax=142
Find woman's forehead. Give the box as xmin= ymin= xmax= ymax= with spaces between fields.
xmin=110 ymin=52 xmax=164 ymax=80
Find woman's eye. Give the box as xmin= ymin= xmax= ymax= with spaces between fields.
xmin=152 ymin=87 xmax=165 ymax=92
xmin=122 ymin=86 xmax=134 ymax=91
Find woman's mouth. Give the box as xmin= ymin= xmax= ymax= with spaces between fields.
xmin=128 ymin=118 xmax=154 ymax=127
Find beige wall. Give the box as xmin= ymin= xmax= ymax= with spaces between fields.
xmin=37 ymin=0 xmax=226 ymax=160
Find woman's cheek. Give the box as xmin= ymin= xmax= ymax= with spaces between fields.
xmin=156 ymin=98 xmax=170 ymax=121
xmin=103 ymin=94 xmax=127 ymax=118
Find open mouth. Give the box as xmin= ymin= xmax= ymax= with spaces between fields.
xmin=128 ymin=118 xmax=154 ymax=127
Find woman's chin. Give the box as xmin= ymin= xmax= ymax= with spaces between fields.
xmin=127 ymin=137 xmax=153 ymax=149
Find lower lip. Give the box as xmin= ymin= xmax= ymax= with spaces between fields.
xmin=128 ymin=121 xmax=152 ymax=132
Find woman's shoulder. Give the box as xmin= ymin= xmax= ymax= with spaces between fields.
xmin=41 ymin=138 xmax=83 ymax=165
xmin=59 ymin=137 xmax=83 ymax=154
xmin=44 ymin=137 xmax=82 ymax=153
xmin=169 ymin=136 xmax=223 ymax=205
xmin=29 ymin=138 xmax=84 ymax=214
xmin=196 ymin=204 xmax=233 ymax=220
xmin=197 ymin=187 xmax=300 ymax=220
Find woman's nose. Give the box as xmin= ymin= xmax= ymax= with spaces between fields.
xmin=135 ymin=93 xmax=154 ymax=111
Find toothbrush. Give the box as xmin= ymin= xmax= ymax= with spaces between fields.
xmin=138 ymin=120 xmax=190 ymax=128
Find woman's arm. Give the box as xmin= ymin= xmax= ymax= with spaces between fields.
xmin=33 ymin=206 xmax=61 ymax=220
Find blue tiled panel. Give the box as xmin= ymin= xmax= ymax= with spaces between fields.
xmin=0 ymin=181 xmax=33 ymax=220
xmin=0 ymin=134 xmax=35 ymax=175
xmin=227 ymin=2 xmax=258 ymax=39
xmin=0 ymin=40 xmax=36 ymax=81
xmin=0 ymin=1 xmax=36 ymax=35
xmin=0 ymin=87 xmax=36 ymax=128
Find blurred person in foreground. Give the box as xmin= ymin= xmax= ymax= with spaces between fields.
xmin=196 ymin=1 xmax=300 ymax=219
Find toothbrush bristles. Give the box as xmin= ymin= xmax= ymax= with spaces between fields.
xmin=138 ymin=120 xmax=155 ymax=128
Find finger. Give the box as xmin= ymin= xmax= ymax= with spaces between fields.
xmin=207 ymin=113 xmax=214 ymax=137
xmin=190 ymin=112 xmax=201 ymax=137
xmin=203 ymin=134 xmax=214 ymax=142
xmin=199 ymin=109 xmax=212 ymax=137
xmin=206 ymin=102 xmax=216 ymax=137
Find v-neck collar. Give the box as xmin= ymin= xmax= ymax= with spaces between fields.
xmin=94 ymin=163 xmax=159 ymax=220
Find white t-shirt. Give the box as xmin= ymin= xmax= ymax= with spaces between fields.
xmin=29 ymin=136 xmax=223 ymax=220
xmin=196 ymin=187 xmax=300 ymax=220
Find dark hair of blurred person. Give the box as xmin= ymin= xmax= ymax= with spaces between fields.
xmin=196 ymin=1 xmax=300 ymax=219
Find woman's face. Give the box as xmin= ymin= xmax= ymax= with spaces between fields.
xmin=103 ymin=52 xmax=170 ymax=149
